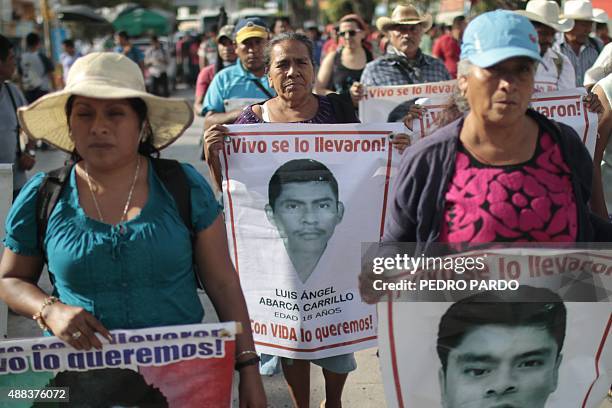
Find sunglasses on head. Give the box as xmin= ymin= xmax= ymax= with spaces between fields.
xmin=338 ymin=29 xmax=362 ymax=37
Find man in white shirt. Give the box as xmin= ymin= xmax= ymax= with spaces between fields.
xmin=514 ymin=0 xmax=602 ymax=113
xmin=515 ymin=0 xmax=576 ymax=93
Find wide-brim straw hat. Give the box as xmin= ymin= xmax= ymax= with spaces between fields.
xmin=514 ymin=0 xmax=574 ymax=32
xmin=376 ymin=4 xmax=433 ymax=32
xmin=18 ymin=52 xmax=193 ymax=153
xmin=561 ymin=0 xmax=608 ymax=23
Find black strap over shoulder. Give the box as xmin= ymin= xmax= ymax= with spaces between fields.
xmin=150 ymin=158 xmax=204 ymax=289
xmin=36 ymin=163 xmax=74 ymax=253
xmin=150 ymin=158 xmax=193 ymax=238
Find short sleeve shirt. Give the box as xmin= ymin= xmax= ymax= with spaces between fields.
xmin=115 ymin=45 xmax=144 ymax=65
xmin=201 ymin=62 xmax=275 ymax=115
xmin=3 ymin=159 xmax=221 ymax=330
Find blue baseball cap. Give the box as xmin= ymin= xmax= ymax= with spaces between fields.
xmin=460 ymin=10 xmax=543 ymax=68
xmin=234 ymin=18 xmax=269 ymax=44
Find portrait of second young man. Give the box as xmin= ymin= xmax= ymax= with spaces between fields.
xmin=436 ymin=286 xmax=566 ymax=408
xmin=265 ymin=159 xmax=344 ymax=283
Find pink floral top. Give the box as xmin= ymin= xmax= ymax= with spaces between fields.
xmin=438 ymin=132 xmax=577 ymax=243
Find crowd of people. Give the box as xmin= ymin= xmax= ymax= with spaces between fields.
xmin=0 ymin=0 xmax=611 ymax=407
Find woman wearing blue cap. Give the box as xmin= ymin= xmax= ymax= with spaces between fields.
xmin=360 ymin=10 xmax=612 ymax=302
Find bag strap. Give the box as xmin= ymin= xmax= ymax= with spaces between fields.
xmin=250 ymin=78 xmax=274 ymax=99
xmin=150 ymin=158 xmax=205 ymax=289
xmin=150 ymin=158 xmax=192 ymax=237
xmin=36 ymin=163 xmax=74 ymax=287
xmin=3 ymin=81 xmax=22 ymax=155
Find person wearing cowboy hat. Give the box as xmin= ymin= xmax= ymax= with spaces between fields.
xmin=515 ymin=0 xmax=578 ymax=93
xmin=0 ymin=52 xmax=267 ymax=408
xmin=554 ymin=0 xmax=608 ymax=87
xmin=357 ymin=4 xmax=451 ymax=89
xmin=514 ymin=1 xmax=603 ymax=115
xmin=202 ymin=17 xmax=274 ymax=129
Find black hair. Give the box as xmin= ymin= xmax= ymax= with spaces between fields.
xmin=0 ymin=34 xmax=13 ymax=62
xmin=62 ymin=39 xmax=75 ymax=48
xmin=387 ymin=99 xmax=419 ymax=122
xmin=117 ymin=30 xmax=129 ymax=40
xmin=65 ymin=95 xmax=159 ymax=160
xmin=268 ymin=159 xmax=339 ymax=209
xmin=214 ymin=36 xmax=236 ymax=73
xmin=42 ymin=368 xmax=168 ymax=406
xmin=150 ymin=34 xmax=159 ymax=42
xmin=436 ymin=286 xmax=566 ymax=374
xmin=596 ymin=22 xmax=608 ymax=31
xmin=264 ymin=32 xmax=314 ymax=70
xmin=26 ymin=32 xmax=40 ymax=48
xmin=452 ymin=15 xmax=466 ymax=28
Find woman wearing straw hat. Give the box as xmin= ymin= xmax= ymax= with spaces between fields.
xmin=0 ymin=52 xmax=266 ymax=407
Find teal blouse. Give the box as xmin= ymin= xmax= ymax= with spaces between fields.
xmin=3 ymin=159 xmax=221 ymax=330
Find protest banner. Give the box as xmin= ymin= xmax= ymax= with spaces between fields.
xmin=0 ymin=322 xmax=238 ymax=407
xmin=372 ymin=246 xmax=611 ymax=408
xmin=379 ymin=300 xmax=611 ymax=408
xmin=360 ymin=83 xmax=598 ymax=157
xmin=0 ymin=164 xmax=12 ymax=340
xmin=358 ymin=80 xmax=457 ymax=124
xmin=220 ymin=123 xmax=404 ymax=359
xmin=224 ymin=98 xmax=264 ymax=113
xmin=531 ymin=90 xmax=598 ymax=157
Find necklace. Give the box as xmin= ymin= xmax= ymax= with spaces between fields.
xmin=462 ymin=142 xmax=495 ymax=166
xmin=84 ymin=156 xmax=141 ymax=226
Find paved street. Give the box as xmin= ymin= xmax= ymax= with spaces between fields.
xmin=5 ymin=86 xmax=385 ymax=407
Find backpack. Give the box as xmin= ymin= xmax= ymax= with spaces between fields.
xmin=35 ymin=158 xmax=204 ymax=289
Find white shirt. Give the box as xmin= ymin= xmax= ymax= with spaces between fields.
xmin=534 ymin=48 xmax=576 ymax=93
xmin=584 ymin=43 xmax=612 ymax=86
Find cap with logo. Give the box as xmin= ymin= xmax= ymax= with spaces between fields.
xmin=460 ymin=10 xmax=543 ymax=68
xmin=234 ymin=18 xmax=269 ymax=44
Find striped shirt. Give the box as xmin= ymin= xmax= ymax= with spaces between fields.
xmin=555 ymin=38 xmax=600 ymax=87
xmin=360 ymin=48 xmax=451 ymax=86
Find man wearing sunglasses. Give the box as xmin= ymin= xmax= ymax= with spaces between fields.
xmin=358 ymin=4 xmax=450 ymax=88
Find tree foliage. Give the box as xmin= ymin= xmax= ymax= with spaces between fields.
xmin=323 ymin=0 xmax=378 ymax=26
xmin=64 ymin=0 xmax=173 ymax=11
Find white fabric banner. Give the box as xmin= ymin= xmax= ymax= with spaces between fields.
xmin=220 ymin=123 xmax=404 ymax=359
xmin=376 ymin=247 xmax=612 ymax=408
xmin=358 ymin=80 xmax=457 ymax=124
xmin=379 ymin=300 xmax=611 ymax=408
xmin=360 ymin=84 xmax=598 ymax=157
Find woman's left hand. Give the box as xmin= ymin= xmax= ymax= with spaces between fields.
xmin=391 ymin=133 xmax=412 ymax=154
xmin=238 ymin=365 xmax=267 ymax=408
xmin=584 ymin=93 xmax=603 ymax=114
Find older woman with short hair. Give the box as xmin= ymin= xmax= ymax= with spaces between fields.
xmin=204 ymin=32 xmax=359 ymax=408
xmin=360 ymin=10 xmax=612 ymax=302
xmin=203 ymin=33 xmax=359 ymax=190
